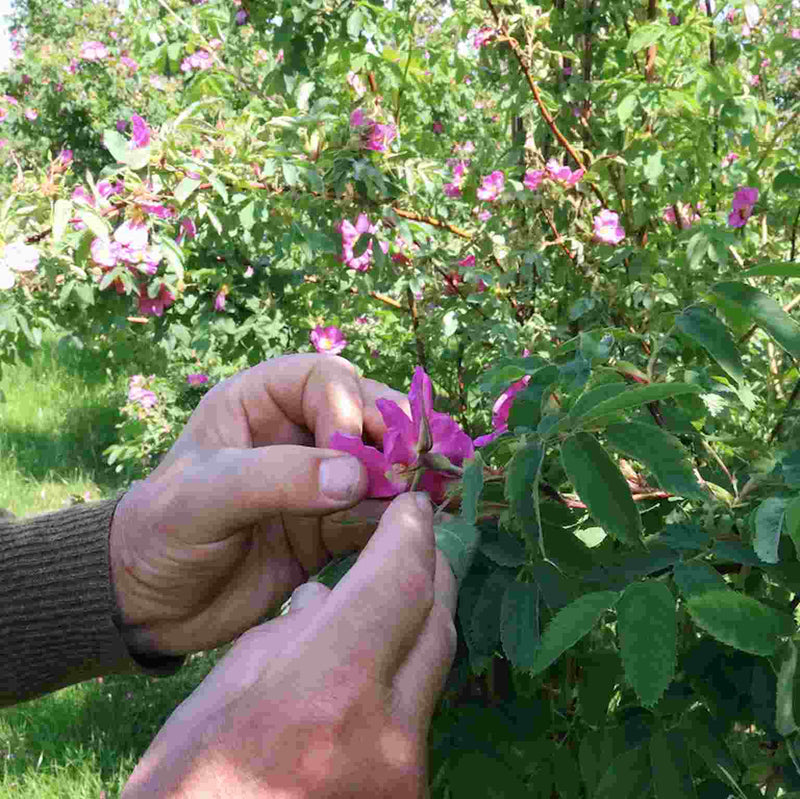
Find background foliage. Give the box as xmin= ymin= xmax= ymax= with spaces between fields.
xmin=3 ymin=0 xmax=800 ymax=795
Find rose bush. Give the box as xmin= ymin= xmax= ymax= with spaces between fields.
xmin=3 ymin=0 xmax=800 ymax=793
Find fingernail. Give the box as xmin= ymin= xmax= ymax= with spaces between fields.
xmin=319 ymin=456 xmax=362 ymax=501
xmin=290 ymin=582 xmax=327 ymax=612
xmin=414 ymin=492 xmax=431 ymax=513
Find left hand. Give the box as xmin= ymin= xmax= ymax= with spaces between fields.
xmin=110 ymin=354 xmax=408 ymax=658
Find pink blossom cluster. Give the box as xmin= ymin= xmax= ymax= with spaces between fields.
xmin=593 ymin=209 xmax=626 ymax=244
xmin=80 ymin=40 xmax=109 ymax=61
xmin=331 ymin=367 xmax=474 ymax=502
xmin=127 ymin=375 xmax=158 ymax=410
xmin=350 ymin=109 xmax=397 ymax=152
xmin=310 ymin=325 xmax=347 ymax=355
xmin=0 ymin=241 xmax=40 ymax=290
xmin=476 ymin=170 xmax=505 ymax=202
xmin=90 ymin=219 xmax=163 ymax=278
xmin=181 ymin=50 xmax=213 ymax=72
xmin=728 ymin=186 xmax=759 ymax=228
xmin=443 ymin=160 xmax=469 ymax=198
xmin=186 ymin=373 xmax=209 ymax=386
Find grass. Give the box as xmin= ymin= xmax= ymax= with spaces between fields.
xmin=0 ymin=338 xmax=223 ymax=797
xmin=0 ymin=338 xmax=131 ymax=515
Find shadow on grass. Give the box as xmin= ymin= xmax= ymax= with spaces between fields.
xmin=1 ymin=650 xmax=226 ymax=791
xmin=0 ymin=402 xmax=127 ymax=496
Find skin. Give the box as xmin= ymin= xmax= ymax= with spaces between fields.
xmin=110 ymin=353 xmax=412 ymax=657
xmin=121 ymin=493 xmax=458 ymax=798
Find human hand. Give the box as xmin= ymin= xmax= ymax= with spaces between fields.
xmin=110 ymin=354 xmax=409 ymax=657
xmin=121 ymin=493 xmax=458 ymax=798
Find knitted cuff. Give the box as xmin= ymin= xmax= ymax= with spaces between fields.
xmin=0 ymin=497 xmax=183 ymax=708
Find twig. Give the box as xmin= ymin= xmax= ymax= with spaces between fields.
xmin=407 ymin=286 xmax=427 ymax=371
xmin=540 ymin=209 xmax=576 ymax=261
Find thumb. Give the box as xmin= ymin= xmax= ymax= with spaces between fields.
xmin=160 ymin=446 xmax=368 ymax=542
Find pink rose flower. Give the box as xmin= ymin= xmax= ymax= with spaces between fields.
xmin=337 ymin=213 xmax=377 ymax=271
xmin=138 ymin=284 xmax=174 ymax=317
xmin=214 ymin=287 xmax=228 ymax=311
xmin=331 ymin=367 xmax=474 ymax=501
xmin=474 ymin=375 xmax=530 ymax=447
xmin=728 ymin=186 xmax=759 ymax=228
xmin=186 ymin=373 xmax=209 ymax=386
xmin=310 ymin=325 xmax=347 ymax=355
xmin=523 ymin=169 xmax=545 ymax=191
xmin=458 ymin=255 xmax=476 ymax=269
xmin=130 ymin=114 xmax=150 ymax=148
xmin=24 ymin=109 xmax=38 ymax=121
xmin=593 ymin=209 xmax=626 ymax=244
xmin=546 ymin=158 xmax=584 ymax=186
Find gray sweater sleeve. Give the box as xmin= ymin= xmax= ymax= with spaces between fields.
xmin=0 ymin=497 xmax=184 ymax=708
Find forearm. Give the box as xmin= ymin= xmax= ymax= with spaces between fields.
xmin=0 ymin=497 xmax=182 ymax=708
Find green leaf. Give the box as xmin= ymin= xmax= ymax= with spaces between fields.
xmin=740 ymin=262 xmax=800 ymax=279
xmin=469 ymin=569 xmax=514 ymax=659
xmin=685 ymin=589 xmax=795 ymax=655
xmin=505 ymin=441 xmax=544 ymax=534
xmin=568 ymin=383 xmax=628 ymax=423
xmin=650 ymin=729 xmax=697 ymax=799
xmin=346 ymin=7 xmax=364 ymax=39
xmin=314 ymin=552 xmax=358 ymax=588
xmin=480 ymin=527 xmax=527 ymax=567
xmin=435 ymin=519 xmax=480 ymax=583
xmin=675 ymin=306 xmax=745 ymax=385
xmin=52 ymin=199 xmax=72 ymax=243
xmin=774 ymin=170 xmax=800 ymax=193
xmin=681 ymin=709 xmax=741 ymax=791
xmin=776 ymin=640 xmax=798 ymax=736
xmin=531 ymin=561 xmax=579 ymax=611
xmin=531 ymin=590 xmax=618 ymax=675
xmin=627 ymin=23 xmax=664 ymax=52
xmin=594 ymin=744 xmax=652 ymax=799
xmin=712 ymin=281 xmax=800 ymax=360
xmin=76 ymin=209 xmax=110 ymax=241
xmin=460 ymin=453 xmax=484 ymax=526
xmin=617 ymin=92 xmax=639 ymax=124
xmin=558 ymin=383 xmax=702 ymax=432
xmin=174 ymin=177 xmax=203 ymax=204
xmin=673 ymin=561 xmax=727 ymax=599
xmin=784 ymin=495 xmax=800 ymax=557
xmin=560 ymin=433 xmax=642 ymax=544
xmin=617 ymin=581 xmax=676 ymax=707
xmin=500 ymin=582 xmax=540 ymax=669
xmin=102 ymin=129 xmax=130 ymax=163
xmin=604 ymin=421 xmax=706 ymax=500
xmin=209 ymin=175 xmax=229 ymax=204
xmin=753 ymin=497 xmax=787 ymax=565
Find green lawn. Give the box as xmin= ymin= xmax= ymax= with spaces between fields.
xmin=0 ymin=340 xmax=222 ymax=797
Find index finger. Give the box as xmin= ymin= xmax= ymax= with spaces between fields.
xmin=310 ymin=492 xmax=437 ymax=681
xmin=179 ymin=354 xmax=410 ymax=450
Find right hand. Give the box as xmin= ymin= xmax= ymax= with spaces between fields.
xmin=121 ymin=492 xmax=458 ymax=798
